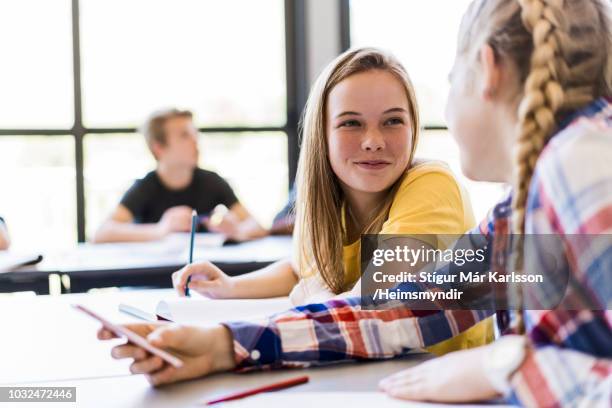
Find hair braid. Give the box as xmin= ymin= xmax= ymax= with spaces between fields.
xmin=513 ymin=0 xmax=566 ymax=237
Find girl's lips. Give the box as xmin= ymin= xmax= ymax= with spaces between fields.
xmin=354 ymin=160 xmax=391 ymax=170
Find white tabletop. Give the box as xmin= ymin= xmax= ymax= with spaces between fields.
xmin=1 ymin=289 xmax=511 ymax=408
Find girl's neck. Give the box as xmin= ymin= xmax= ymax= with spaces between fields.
xmin=344 ymin=189 xmax=386 ymax=241
xmin=156 ymin=163 xmax=194 ymax=190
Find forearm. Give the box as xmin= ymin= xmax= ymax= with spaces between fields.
xmin=231 ymin=259 xmax=298 ymax=298
xmin=92 ymin=221 xmax=165 ymax=243
xmin=224 ymin=296 xmax=493 ymax=370
xmin=234 ymin=218 xmax=268 ymax=241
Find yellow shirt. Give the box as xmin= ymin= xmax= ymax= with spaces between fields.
xmin=341 ymin=161 xmax=492 ymax=355
xmin=291 ymin=161 xmax=493 ymax=355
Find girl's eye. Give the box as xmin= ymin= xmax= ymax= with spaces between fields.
xmin=384 ymin=117 xmax=404 ymax=126
xmin=339 ymin=120 xmax=360 ymax=128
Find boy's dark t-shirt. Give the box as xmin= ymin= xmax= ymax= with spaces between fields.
xmin=120 ymin=168 xmax=238 ymax=228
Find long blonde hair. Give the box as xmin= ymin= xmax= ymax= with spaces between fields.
xmin=458 ymin=0 xmax=611 ymax=330
xmin=458 ymin=0 xmax=611 ymax=235
xmin=296 ymin=48 xmax=420 ymax=294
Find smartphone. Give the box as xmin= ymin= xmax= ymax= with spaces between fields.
xmin=73 ymin=304 xmax=184 ymax=368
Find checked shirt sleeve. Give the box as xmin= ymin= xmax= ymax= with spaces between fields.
xmin=222 ymin=296 xmax=493 ymax=371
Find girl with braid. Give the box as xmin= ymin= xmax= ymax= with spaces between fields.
xmin=98 ymin=0 xmax=611 ymax=405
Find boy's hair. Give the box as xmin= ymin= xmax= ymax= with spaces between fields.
xmin=140 ymin=108 xmax=193 ymax=157
xmin=458 ymin=0 xmax=611 ymax=235
xmin=296 ymin=47 xmax=420 ymax=294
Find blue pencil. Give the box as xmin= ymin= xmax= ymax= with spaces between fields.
xmin=185 ymin=209 xmax=198 ymax=297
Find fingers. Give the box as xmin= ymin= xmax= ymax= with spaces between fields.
xmin=187 ymin=280 xmax=221 ymax=298
xmin=173 ymin=263 xmax=221 ymax=296
xmin=379 ymin=366 xmax=429 ymax=401
xmin=130 ymin=355 xmax=165 ymax=375
xmin=146 ymin=365 xmax=178 ymax=387
xmin=172 ymin=265 xmax=199 ymax=296
xmin=147 ymin=324 xmax=188 ymax=350
xmin=111 ymin=343 xmax=148 ymax=361
xmin=172 ymin=269 xmax=187 ymax=296
xmin=384 ymin=381 xmax=427 ymax=401
xmin=97 ymin=327 xmax=117 ymax=340
xmin=98 ymin=323 xmax=158 ymax=340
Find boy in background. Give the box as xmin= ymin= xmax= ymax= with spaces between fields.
xmin=93 ymin=108 xmax=266 ymax=243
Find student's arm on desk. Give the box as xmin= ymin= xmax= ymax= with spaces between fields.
xmin=100 ymin=292 xmax=492 ymax=386
xmin=92 ymin=204 xmax=192 ymax=243
xmin=172 ymin=258 xmax=298 ymax=299
xmin=204 ymin=203 xmax=268 ymax=242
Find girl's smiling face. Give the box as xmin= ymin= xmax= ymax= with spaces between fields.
xmin=326 ymin=69 xmax=414 ymax=200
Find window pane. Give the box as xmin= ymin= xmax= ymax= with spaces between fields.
xmin=80 ymin=0 xmax=287 ymax=128
xmin=0 ymin=136 xmax=76 ymax=250
xmin=0 ymin=0 xmax=73 ymax=128
xmin=416 ymin=130 xmax=503 ymax=221
xmin=84 ymin=134 xmax=156 ymax=239
xmin=84 ymin=132 xmax=288 ymax=239
xmin=350 ymin=0 xmax=472 ymax=126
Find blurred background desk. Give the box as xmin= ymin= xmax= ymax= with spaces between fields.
xmin=0 ymin=235 xmax=292 ymax=294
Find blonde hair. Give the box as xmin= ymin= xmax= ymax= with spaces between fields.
xmin=459 ymin=0 xmax=611 ymax=234
xmin=458 ymin=0 xmax=611 ymax=330
xmin=296 ymin=47 xmax=420 ymax=294
xmin=140 ymin=108 xmax=193 ymax=159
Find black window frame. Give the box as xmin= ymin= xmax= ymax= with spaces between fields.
xmin=0 ymin=0 xmax=306 ymax=243
xmin=339 ymin=0 xmax=448 ymax=131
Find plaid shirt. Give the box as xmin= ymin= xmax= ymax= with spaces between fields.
xmin=224 ymin=98 xmax=612 ymax=407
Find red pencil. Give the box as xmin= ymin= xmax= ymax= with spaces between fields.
xmin=204 ymin=375 xmax=309 ymax=405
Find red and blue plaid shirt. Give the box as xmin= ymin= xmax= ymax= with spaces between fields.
xmin=224 ymin=97 xmax=612 ymax=407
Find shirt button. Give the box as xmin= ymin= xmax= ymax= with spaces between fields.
xmin=250 ymin=350 xmax=261 ymax=360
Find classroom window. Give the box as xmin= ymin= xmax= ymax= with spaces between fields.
xmin=349 ymin=0 xmax=503 ymax=219
xmin=80 ymin=0 xmax=286 ymax=128
xmin=0 ymin=0 xmax=295 ymax=244
xmin=0 ymin=0 xmax=73 ymax=128
xmin=349 ymin=0 xmax=473 ymax=126
xmin=0 ymin=137 xmax=77 ymax=251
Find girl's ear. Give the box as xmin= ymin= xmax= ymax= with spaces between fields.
xmin=479 ymin=44 xmax=501 ymax=100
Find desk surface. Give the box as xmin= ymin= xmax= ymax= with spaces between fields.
xmin=1 ymin=289 xmax=513 ymax=408
xmin=1 ymin=289 xmax=440 ymax=408
xmin=0 ymin=235 xmax=292 ymax=294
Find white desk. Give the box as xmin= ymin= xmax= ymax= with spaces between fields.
xmin=0 ymin=289 xmax=438 ymax=408
xmin=0 ymin=235 xmax=292 ymax=294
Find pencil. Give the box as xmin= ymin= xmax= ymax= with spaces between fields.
xmin=204 ymin=375 xmax=309 ymax=405
xmin=185 ymin=209 xmax=198 ymax=297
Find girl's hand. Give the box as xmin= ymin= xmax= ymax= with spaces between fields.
xmin=97 ymin=323 xmax=236 ymax=386
xmin=378 ymin=346 xmax=499 ymax=403
xmin=172 ymin=261 xmax=236 ymax=298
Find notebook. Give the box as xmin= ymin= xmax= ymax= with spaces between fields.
xmin=119 ymin=295 xmax=293 ymax=325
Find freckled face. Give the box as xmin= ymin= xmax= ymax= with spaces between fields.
xmin=326 ymin=70 xmax=413 ymax=196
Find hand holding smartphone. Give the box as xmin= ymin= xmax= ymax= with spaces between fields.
xmin=73 ymin=304 xmax=183 ymax=368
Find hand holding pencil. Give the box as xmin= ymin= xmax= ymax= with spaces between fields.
xmin=184 ymin=209 xmax=198 ymax=297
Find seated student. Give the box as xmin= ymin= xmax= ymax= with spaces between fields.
xmin=93 ymin=109 xmax=267 ymax=243
xmin=171 ymin=48 xmax=492 ymax=352
xmin=99 ymin=2 xmax=611 ymax=406
xmin=0 ymin=217 xmax=9 ymax=250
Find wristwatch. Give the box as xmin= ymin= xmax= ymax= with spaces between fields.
xmin=483 ymin=335 xmax=528 ymax=396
